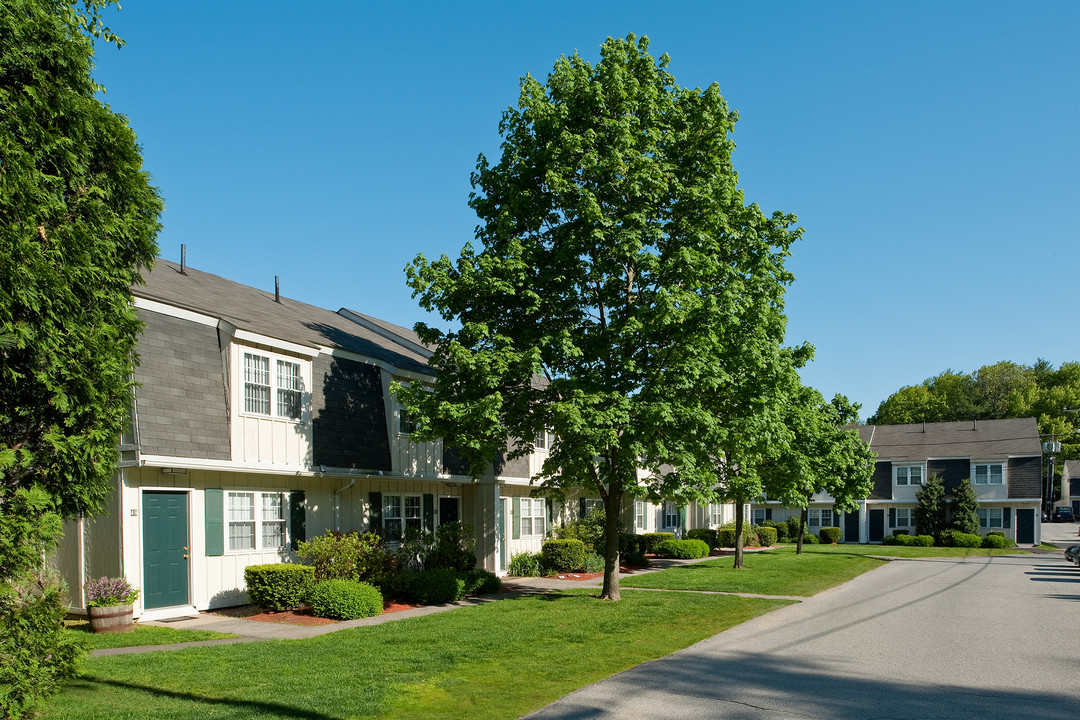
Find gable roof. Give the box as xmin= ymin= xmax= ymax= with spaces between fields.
xmin=134 ymin=260 xmax=433 ymax=376
xmin=860 ymin=418 xmax=1041 ymax=462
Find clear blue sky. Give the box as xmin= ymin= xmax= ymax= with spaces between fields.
xmin=92 ymin=1 xmax=1080 ymax=419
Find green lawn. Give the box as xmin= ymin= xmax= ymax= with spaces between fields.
xmin=64 ymin=621 xmax=236 ymax=650
xmin=46 ymin=590 xmax=791 ymax=720
xmin=622 ymin=543 xmax=1026 ymax=596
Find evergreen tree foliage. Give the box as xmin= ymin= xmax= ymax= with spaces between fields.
xmin=949 ymin=479 xmax=980 ymax=535
xmin=399 ymin=34 xmax=801 ymax=599
xmin=0 ymin=2 xmax=161 ymax=714
xmin=913 ymin=474 xmax=947 ymax=538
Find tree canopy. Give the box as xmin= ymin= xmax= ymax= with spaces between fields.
xmin=399 ymin=34 xmax=802 ymax=600
xmin=0 ymin=1 xmax=161 ymax=714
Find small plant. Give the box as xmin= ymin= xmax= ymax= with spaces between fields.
xmin=296 ymin=530 xmax=391 ymax=583
xmin=819 ymin=527 xmax=842 ymax=544
xmin=244 ymin=564 xmax=314 ymax=611
xmin=583 ymin=553 xmax=605 ymax=573
xmin=655 ymin=538 xmax=710 ymax=559
xmin=755 ymin=526 xmax=777 ymax=547
xmin=308 ymin=579 xmax=383 ymax=620
xmin=461 ymin=569 xmax=502 ymax=595
xmin=84 ymin=577 xmax=139 ymax=607
xmin=802 ymin=533 xmax=820 ymax=545
xmin=507 ymin=551 xmax=542 ymax=577
xmin=541 ymin=539 xmax=587 ymax=572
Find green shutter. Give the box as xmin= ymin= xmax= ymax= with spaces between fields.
xmin=205 ymin=488 xmax=224 ymax=556
xmin=290 ymin=490 xmax=306 ymax=551
xmin=369 ymin=492 xmax=382 ymax=532
xmin=512 ymin=496 xmax=521 ymax=539
xmin=678 ymin=506 xmax=686 ymax=530
xmin=1003 ymin=507 xmax=1012 ymax=529
xmin=888 ymin=508 xmax=896 ymax=528
xmin=423 ymin=493 xmax=435 ymax=531
xmin=765 ymin=508 xmax=772 ymax=521
xmin=579 ymin=498 xmax=586 ymax=518
xmin=546 ymin=498 xmax=553 ymax=532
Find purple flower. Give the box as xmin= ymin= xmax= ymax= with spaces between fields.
xmin=85 ymin=576 xmax=140 ymax=607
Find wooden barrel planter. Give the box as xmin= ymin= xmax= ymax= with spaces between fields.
xmin=87 ymin=603 xmax=135 ymax=633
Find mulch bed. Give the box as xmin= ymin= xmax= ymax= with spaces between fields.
xmin=210 ymin=599 xmax=422 ymax=626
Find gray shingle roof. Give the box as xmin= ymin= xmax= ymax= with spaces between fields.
xmin=135 ymin=260 xmax=433 ymax=376
xmin=861 ymin=418 xmax=1041 ymax=462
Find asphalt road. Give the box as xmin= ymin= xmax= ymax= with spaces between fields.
xmin=526 ymin=527 xmax=1080 ymax=720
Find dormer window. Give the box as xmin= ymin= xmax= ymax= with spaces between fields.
xmin=894 ymin=465 xmax=924 ymax=486
xmin=243 ymin=352 xmax=303 ymax=420
xmin=973 ymin=463 xmax=1004 ymax=485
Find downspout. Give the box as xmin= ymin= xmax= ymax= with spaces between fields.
xmin=333 ymin=478 xmax=356 ymax=532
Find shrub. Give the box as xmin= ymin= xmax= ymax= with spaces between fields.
xmin=402 ymin=568 xmax=466 ymax=605
xmin=424 ymin=522 xmax=477 ymax=572
xmin=555 ymin=508 xmax=606 ymax=555
xmin=892 ymin=529 xmax=910 ymax=537
xmin=583 ymin=553 xmax=605 ymax=573
xmin=687 ymin=528 xmax=718 ymax=549
xmin=938 ymin=529 xmax=982 ymax=548
xmin=244 ymin=564 xmax=314 ymax=611
xmin=541 ymin=539 xmax=587 ymax=572
xmin=761 ymin=520 xmax=788 ymax=542
xmin=880 ymin=534 xmax=901 ymax=546
xmin=641 ymin=533 xmax=675 ymax=555
xmin=786 ymin=515 xmax=803 ymax=540
xmin=913 ymin=535 xmax=935 ymax=547
xmin=619 ymin=533 xmax=648 ymax=566
xmin=981 ymin=533 xmax=1008 ymax=549
xmin=717 ymin=523 xmax=756 ymax=548
xmin=802 ymin=533 xmax=820 ymax=545
xmin=308 ymin=579 xmax=383 ymax=620
xmin=756 ymin=526 xmax=777 ymax=547
xmin=508 ymin=551 xmax=542 ymax=577
xmin=982 ymin=531 xmax=1017 ymax=548
xmin=296 ymin=531 xmax=390 ymax=583
xmin=655 ymin=538 xmax=710 ymax=559
xmin=461 ymin=569 xmax=502 ymax=595
xmin=819 ymin=527 xmax=842 ymax=544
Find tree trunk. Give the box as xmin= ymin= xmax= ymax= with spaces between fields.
xmin=796 ymin=507 xmax=807 ymax=555
xmin=599 ymin=486 xmax=623 ymax=601
xmin=733 ymin=496 xmax=745 ymax=569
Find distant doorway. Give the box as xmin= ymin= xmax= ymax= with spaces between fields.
xmin=1016 ymin=508 xmax=1035 ymax=545
xmin=844 ymin=510 xmax=860 ymax=543
xmin=868 ymin=509 xmax=885 ymax=543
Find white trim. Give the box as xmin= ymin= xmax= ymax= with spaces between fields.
xmin=139 ymin=606 xmax=200 ymax=622
xmin=322 ymin=346 xmax=433 ymax=382
xmin=233 ymin=328 xmax=319 ymax=358
xmin=134 ymin=296 xmax=219 ymax=326
xmin=336 ymin=309 xmax=433 ymax=358
xmin=139 ymin=487 xmax=193 ymax=616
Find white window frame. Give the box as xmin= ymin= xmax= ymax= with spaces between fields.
xmin=520 ymin=497 xmax=546 ymax=537
xmin=808 ymin=508 xmax=833 ymax=529
xmin=896 ymin=507 xmax=911 ymax=527
xmin=635 ymin=500 xmax=647 ymax=532
xmin=382 ymin=493 xmax=423 ymax=542
xmin=894 ymin=464 xmax=924 ymax=486
xmin=752 ymin=508 xmax=766 ymax=525
xmin=227 ymin=490 xmax=287 ymax=553
xmin=663 ymin=501 xmax=680 ymax=529
xmin=972 ymin=462 xmax=1005 ymax=485
xmin=240 ymin=350 xmax=306 ymax=422
xmin=978 ymin=507 xmax=1004 ymax=529
xmin=710 ymin=503 xmax=724 ymax=527
xmin=583 ymin=498 xmax=603 ymax=516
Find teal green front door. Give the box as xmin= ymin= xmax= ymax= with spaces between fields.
xmin=143 ymin=491 xmax=190 ymax=608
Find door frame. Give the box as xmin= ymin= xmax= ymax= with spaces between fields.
xmin=438 ymin=495 xmax=461 ymax=526
xmin=141 ymin=488 xmax=192 ymax=611
xmin=868 ymin=508 xmax=885 ymax=543
xmin=1015 ymin=507 xmax=1035 ymax=545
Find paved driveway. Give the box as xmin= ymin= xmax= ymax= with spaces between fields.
xmin=526 ymin=535 xmax=1080 ymax=719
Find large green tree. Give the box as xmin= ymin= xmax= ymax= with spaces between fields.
xmin=949 ymin=479 xmax=980 ymax=535
xmin=399 ymin=34 xmax=801 ymax=600
xmin=0 ymin=1 xmax=161 ymax=714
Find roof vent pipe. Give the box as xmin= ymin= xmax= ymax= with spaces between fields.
xmin=973 ymin=419 xmax=977 ymax=431
xmin=275 ymin=275 xmax=280 ymax=303
xmin=180 ymin=244 xmax=186 ymax=274
xmin=922 ymin=422 xmax=925 ymax=433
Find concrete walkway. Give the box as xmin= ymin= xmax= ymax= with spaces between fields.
xmin=92 ymin=553 xmax=731 ymax=657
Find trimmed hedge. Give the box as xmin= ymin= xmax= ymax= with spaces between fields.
xmin=717 ymin=524 xmax=757 ymax=549
xmin=655 ymin=538 xmax=710 ymax=559
xmin=462 ymin=569 xmax=502 ymax=595
xmin=819 ymin=526 xmax=842 ymax=544
xmin=541 ymin=539 xmax=587 ymax=572
xmin=756 ymin=526 xmax=777 ymax=547
xmin=641 ymin=533 xmax=676 ymax=555
xmin=938 ymin=529 xmax=982 ymax=548
xmin=619 ymin=533 xmax=648 ymax=566
xmin=244 ymin=564 xmax=314 ymax=611
xmin=402 ymin=568 xmax=466 ymax=605
xmin=882 ymin=533 xmax=934 ymax=547
xmin=801 ymin=533 xmax=820 ymax=545
xmin=760 ymin=520 xmax=788 ymax=542
xmin=308 ymin=579 xmax=382 ymax=620
xmin=687 ymin=528 xmax=718 ymax=549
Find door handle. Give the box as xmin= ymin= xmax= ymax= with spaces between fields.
xmin=183 ymin=554 xmax=189 ymax=559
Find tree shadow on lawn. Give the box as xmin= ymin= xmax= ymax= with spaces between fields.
xmin=63 ymin=678 xmax=340 ymax=720
xmin=528 ymin=649 xmax=1080 ymax=719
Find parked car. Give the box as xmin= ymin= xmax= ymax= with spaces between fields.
xmin=1053 ymin=507 xmax=1076 ymax=523
xmin=1065 ymin=545 xmax=1080 ymax=566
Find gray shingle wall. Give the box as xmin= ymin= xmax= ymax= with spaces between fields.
xmin=869 ymin=461 xmax=892 ymax=499
xmin=134 ymin=310 xmax=230 ymax=459
xmin=311 ymin=355 xmax=391 ymax=471
xmin=494 ymin=438 xmax=530 ymax=479
xmin=1008 ymin=455 xmax=1041 ymax=499
xmin=928 ymin=459 xmax=970 ymax=494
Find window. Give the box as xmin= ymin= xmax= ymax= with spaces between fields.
xmin=752 ymin=508 xmax=766 ymax=525
xmin=583 ymin=498 xmax=603 ymax=516
xmin=978 ymin=507 xmax=1004 ymax=528
xmin=520 ymin=498 xmax=545 ymax=537
xmin=383 ymin=494 xmax=422 ymax=542
xmin=973 ymin=463 xmax=1004 ymax=485
xmin=895 ymin=465 xmax=923 ymax=486
xmin=663 ymin=502 xmax=680 ymax=529
xmin=635 ymin=501 xmax=647 ymax=531
xmin=896 ymin=508 xmax=910 ymax=527
xmin=398 ymin=406 xmax=416 ymax=435
xmin=808 ymin=508 xmax=833 ymax=528
xmin=243 ymin=351 xmax=303 ymax=420
xmin=227 ymin=491 xmax=286 ymax=551
xmin=710 ymin=503 xmax=724 ymax=527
